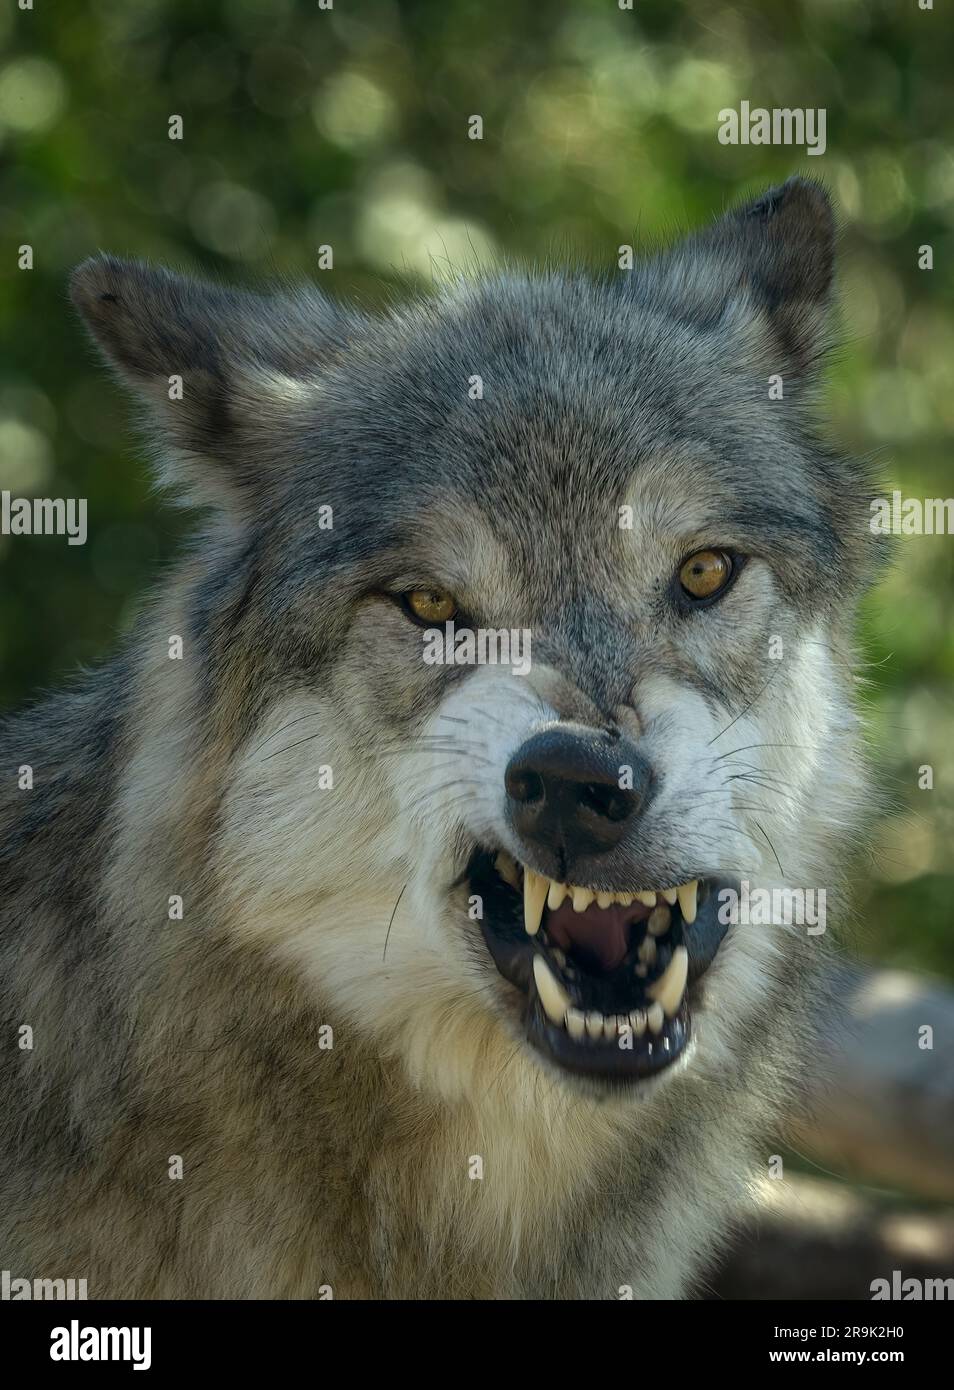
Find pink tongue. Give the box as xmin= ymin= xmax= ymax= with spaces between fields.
xmin=547 ymin=900 xmax=651 ymax=972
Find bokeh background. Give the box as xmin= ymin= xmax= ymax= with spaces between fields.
xmin=1 ymin=0 xmax=952 ymax=1296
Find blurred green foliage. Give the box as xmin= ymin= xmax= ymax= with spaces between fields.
xmin=1 ymin=0 xmax=953 ymax=976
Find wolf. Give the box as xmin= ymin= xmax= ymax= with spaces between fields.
xmin=0 ymin=178 xmax=878 ymax=1299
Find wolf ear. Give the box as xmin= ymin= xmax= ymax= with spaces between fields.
xmin=70 ymin=255 xmax=349 ymax=509
xmin=681 ymin=177 xmax=836 ymax=381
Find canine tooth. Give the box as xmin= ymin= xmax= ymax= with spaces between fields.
xmin=596 ymin=891 xmax=613 ymax=909
xmin=629 ymin=1009 xmax=647 ymax=1037
xmin=566 ymin=1008 xmax=586 ymax=1041
xmin=647 ymin=1002 xmax=665 ymax=1034
xmin=533 ymin=955 xmax=571 ymax=1024
xmin=494 ymin=851 xmax=521 ymax=890
xmin=547 ymin=881 xmax=568 ymax=910
xmin=635 ymin=891 xmax=656 ymax=907
xmin=586 ymin=1011 xmax=604 ymax=1038
xmin=572 ymin=886 xmax=595 ymax=913
xmin=661 ymin=888 xmax=678 ymax=906
xmin=677 ymin=880 xmax=698 ymax=925
xmin=647 ymin=945 xmax=688 ymax=1017
xmin=638 ymin=936 xmax=657 ymax=965
xmin=647 ymin=904 xmax=671 ymax=936
xmin=523 ymin=870 xmax=549 ymax=936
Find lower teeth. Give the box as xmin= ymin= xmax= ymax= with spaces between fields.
xmin=532 ymin=944 xmax=687 ymax=1041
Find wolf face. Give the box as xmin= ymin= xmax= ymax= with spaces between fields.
xmin=0 ymin=178 xmax=886 ymax=1299
xmin=67 ymin=181 xmax=876 ymax=1122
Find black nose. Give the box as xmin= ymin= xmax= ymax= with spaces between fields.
xmin=504 ymin=725 xmax=652 ymax=860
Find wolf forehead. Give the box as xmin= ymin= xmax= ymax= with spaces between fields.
xmin=69 ymin=177 xmax=865 ymax=597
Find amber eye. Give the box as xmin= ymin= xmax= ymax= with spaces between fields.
xmin=404 ymin=588 xmax=458 ymax=624
xmin=678 ymin=550 xmax=733 ymax=601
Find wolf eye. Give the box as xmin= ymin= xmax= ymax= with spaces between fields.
xmin=678 ymin=550 xmax=733 ymax=601
xmin=403 ymin=588 xmax=458 ymax=624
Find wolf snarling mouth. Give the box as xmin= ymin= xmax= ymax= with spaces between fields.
xmin=468 ymin=850 xmax=732 ymax=1084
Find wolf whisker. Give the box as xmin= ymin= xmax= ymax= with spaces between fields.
xmin=707 ymin=669 xmax=780 ymax=746
xmin=247 ymin=711 xmax=324 ymax=758
xmin=258 ymin=733 xmax=328 ymax=761
xmin=712 ymin=742 xmax=822 ymax=763
xmin=382 ymin=883 xmax=408 ymax=963
xmin=405 ymin=780 xmax=482 ymax=815
xmin=753 ymin=820 xmax=785 ymax=876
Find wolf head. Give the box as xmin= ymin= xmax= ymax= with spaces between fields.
xmin=72 ymin=178 xmax=877 ymax=1110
